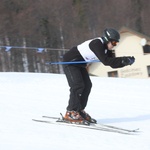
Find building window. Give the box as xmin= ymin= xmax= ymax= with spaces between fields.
xmin=147 ymin=66 xmax=150 ymax=77
xmin=108 ymin=71 xmax=118 ymax=77
xmin=143 ymin=45 xmax=150 ymax=54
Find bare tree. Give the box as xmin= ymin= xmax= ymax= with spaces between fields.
xmin=0 ymin=0 xmax=150 ymax=73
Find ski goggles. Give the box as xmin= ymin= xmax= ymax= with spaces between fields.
xmin=111 ymin=41 xmax=118 ymax=46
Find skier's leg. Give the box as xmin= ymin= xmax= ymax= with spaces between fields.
xmin=63 ymin=65 xmax=85 ymax=111
xmin=80 ymin=67 xmax=92 ymax=110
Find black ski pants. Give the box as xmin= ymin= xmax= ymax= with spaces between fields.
xmin=63 ymin=65 xmax=92 ymax=111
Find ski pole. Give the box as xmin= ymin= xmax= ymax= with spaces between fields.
xmin=45 ymin=60 xmax=100 ymax=65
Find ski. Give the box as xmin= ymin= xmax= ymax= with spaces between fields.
xmin=43 ymin=116 xmax=59 ymax=119
xmin=94 ymin=122 xmax=139 ymax=133
xmin=32 ymin=118 xmax=136 ymax=135
xmin=42 ymin=115 xmax=139 ymax=133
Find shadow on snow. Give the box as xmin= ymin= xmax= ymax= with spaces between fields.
xmin=97 ymin=114 xmax=150 ymax=124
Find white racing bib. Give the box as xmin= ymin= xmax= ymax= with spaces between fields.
xmin=77 ymin=37 xmax=104 ymax=62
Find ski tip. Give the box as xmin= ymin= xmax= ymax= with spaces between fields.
xmin=132 ymin=128 xmax=140 ymax=132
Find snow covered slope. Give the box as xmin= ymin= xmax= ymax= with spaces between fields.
xmin=0 ymin=72 xmax=150 ymax=150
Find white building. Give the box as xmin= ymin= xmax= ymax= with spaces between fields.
xmin=88 ymin=27 xmax=150 ymax=78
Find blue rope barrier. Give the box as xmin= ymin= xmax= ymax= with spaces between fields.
xmin=0 ymin=46 xmax=68 ymax=52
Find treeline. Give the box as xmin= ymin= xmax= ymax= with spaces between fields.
xmin=0 ymin=0 xmax=150 ymax=73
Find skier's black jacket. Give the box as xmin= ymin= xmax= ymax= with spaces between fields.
xmin=63 ymin=38 xmax=126 ymax=68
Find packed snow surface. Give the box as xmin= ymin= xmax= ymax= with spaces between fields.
xmin=0 ymin=72 xmax=150 ymax=150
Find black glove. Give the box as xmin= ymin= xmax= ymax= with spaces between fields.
xmin=122 ymin=56 xmax=135 ymax=66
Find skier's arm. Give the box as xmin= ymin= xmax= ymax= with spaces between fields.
xmin=89 ymin=39 xmax=135 ymax=68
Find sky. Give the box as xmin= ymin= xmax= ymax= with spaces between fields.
xmin=0 ymin=72 xmax=150 ymax=150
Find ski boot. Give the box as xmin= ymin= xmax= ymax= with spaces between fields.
xmin=80 ymin=110 xmax=97 ymax=123
xmin=63 ymin=110 xmax=90 ymax=125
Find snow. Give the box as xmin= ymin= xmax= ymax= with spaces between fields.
xmin=0 ymin=72 xmax=150 ymax=150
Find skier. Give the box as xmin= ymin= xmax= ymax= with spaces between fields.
xmin=63 ymin=28 xmax=135 ymax=124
